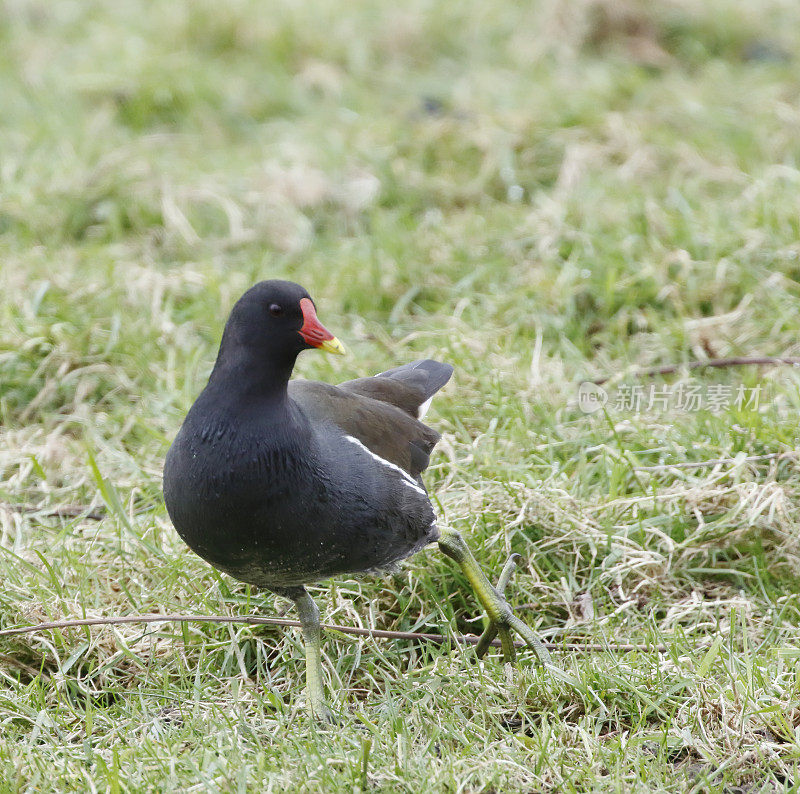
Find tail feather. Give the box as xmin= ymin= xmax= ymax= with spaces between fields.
xmin=376 ymin=359 xmax=454 ymax=401
xmin=338 ymin=359 xmax=453 ymax=419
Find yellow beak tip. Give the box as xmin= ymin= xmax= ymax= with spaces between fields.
xmin=320 ymin=337 xmax=346 ymax=355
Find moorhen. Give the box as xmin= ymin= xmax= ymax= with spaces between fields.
xmin=163 ymin=280 xmax=551 ymax=718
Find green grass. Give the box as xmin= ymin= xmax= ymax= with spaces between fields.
xmin=2 ymin=0 xmax=800 ymax=790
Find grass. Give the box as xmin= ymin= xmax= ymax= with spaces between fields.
xmin=2 ymin=0 xmax=800 ymax=789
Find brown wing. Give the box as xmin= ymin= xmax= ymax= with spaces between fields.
xmin=288 ymin=380 xmax=441 ymax=480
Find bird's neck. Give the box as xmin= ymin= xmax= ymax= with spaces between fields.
xmin=206 ymin=345 xmax=297 ymax=411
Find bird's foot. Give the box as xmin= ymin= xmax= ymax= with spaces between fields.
xmin=472 ymin=554 xmax=552 ymax=667
xmin=438 ymin=528 xmax=552 ymax=668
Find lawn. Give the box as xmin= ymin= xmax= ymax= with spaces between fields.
xmin=2 ymin=0 xmax=800 ymax=790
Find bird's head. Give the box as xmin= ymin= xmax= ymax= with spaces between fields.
xmin=221 ymin=280 xmax=345 ymax=365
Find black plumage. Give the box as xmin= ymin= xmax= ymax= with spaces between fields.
xmin=163 ymin=281 xmax=451 ymax=590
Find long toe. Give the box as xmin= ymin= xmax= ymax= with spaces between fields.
xmin=438 ymin=529 xmax=553 ymax=669
xmin=508 ymin=613 xmax=552 ymax=667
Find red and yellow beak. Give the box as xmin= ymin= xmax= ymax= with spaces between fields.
xmin=299 ymin=297 xmax=346 ymax=355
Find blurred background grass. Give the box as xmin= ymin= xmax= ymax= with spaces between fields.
xmin=2 ymin=0 xmax=800 ymax=791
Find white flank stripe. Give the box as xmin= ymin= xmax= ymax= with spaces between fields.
xmin=417 ymin=396 xmax=433 ymax=420
xmin=343 ymin=435 xmax=427 ymax=496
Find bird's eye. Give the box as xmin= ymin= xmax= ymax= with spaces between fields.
xmin=269 ymin=303 xmax=284 ymax=317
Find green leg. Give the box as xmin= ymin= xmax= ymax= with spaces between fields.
xmin=437 ymin=528 xmax=552 ymax=668
xmin=279 ymin=587 xmax=332 ymax=721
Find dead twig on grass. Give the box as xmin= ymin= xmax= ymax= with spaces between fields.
xmin=0 ymin=614 xmax=667 ymax=653
xmin=593 ymin=356 xmax=800 ymax=385
xmin=633 ymin=451 xmax=797 ymax=472
xmin=1 ymin=502 xmax=106 ymax=521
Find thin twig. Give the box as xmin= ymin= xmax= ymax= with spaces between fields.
xmin=593 ymin=356 xmax=800 ymax=385
xmin=0 ymin=614 xmax=667 ymax=653
xmin=0 ymin=652 xmax=51 ymax=679
xmin=634 ymin=451 xmax=797 ymax=472
xmin=1 ymin=502 xmax=106 ymax=521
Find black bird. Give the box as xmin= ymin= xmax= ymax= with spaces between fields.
xmin=163 ymin=280 xmax=551 ymax=718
